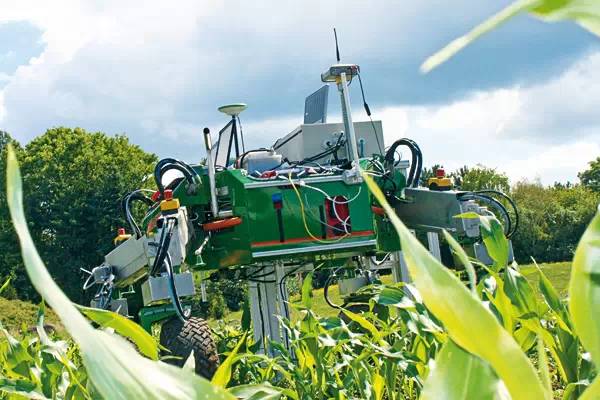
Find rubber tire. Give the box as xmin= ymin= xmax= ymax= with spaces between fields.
xmin=160 ymin=316 xmax=219 ymax=379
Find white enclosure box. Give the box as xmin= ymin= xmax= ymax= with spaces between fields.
xmin=141 ymin=272 xmax=196 ymax=306
xmin=273 ymin=121 xmax=384 ymax=162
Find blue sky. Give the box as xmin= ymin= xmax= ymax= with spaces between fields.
xmin=0 ymin=1 xmax=599 ymax=184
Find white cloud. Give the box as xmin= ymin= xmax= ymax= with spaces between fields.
xmin=370 ymin=52 xmax=600 ymax=184
xmin=0 ymin=0 xmax=597 ymax=185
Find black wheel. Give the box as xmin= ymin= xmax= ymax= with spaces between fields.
xmin=159 ymin=316 xmax=219 ymax=379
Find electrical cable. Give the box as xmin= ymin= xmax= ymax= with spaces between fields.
xmin=286 ymin=173 xmax=350 ymax=243
xmin=370 ymin=252 xmax=392 ymax=266
xmin=357 ymin=73 xmax=384 ymax=155
xmin=164 ymin=254 xmax=190 ymax=322
xmin=323 ymin=268 xmax=344 ymax=309
xmin=298 ymin=181 xmax=362 ymax=234
xmin=256 ymin=282 xmax=266 ymax=350
xmin=237 ymin=115 xmax=246 ymax=153
xmin=278 ymin=264 xmax=305 ymax=349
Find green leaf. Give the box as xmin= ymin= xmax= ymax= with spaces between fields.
xmin=301 ymin=271 xmax=314 ymax=309
xmin=0 ymin=277 xmax=11 ymax=295
xmin=0 ymin=378 xmax=49 ymax=400
xmin=504 ymin=267 xmax=539 ymax=318
xmin=569 ymin=211 xmax=600 ymax=363
xmin=421 ymin=0 xmax=600 ymax=73
xmin=6 ymin=145 xmax=235 ymax=400
xmin=341 ymin=309 xmax=381 ymax=341
xmin=362 ymin=172 xmax=547 ymax=400
xmin=443 ymin=230 xmax=477 ymax=295
xmin=229 ymin=383 xmax=295 ymax=400
xmin=372 ymin=373 xmax=385 ymax=400
xmin=212 ymin=331 xmax=247 ymax=388
xmin=421 ymin=0 xmax=535 ymax=73
xmin=480 ymin=216 xmax=510 ymax=269
xmin=78 ymin=305 xmax=159 ymax=360
xmin=421 ymin=340 xmax=508 ymax=400
xmin=537 ymin=338 xmax=552 ymax=398
xmin=534 ymin=261 xmax=571 ymax=330
xmin=580 ymin=376 xmax=600 ymax=400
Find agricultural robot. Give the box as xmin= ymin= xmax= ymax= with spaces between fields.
xmin=83 ymin=61 xmax=517 ymax=377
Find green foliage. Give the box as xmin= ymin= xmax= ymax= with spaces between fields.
xmin=579 ymin=157 xmax=600 ymax=192
xmin=453 ymin=165 xmax=510 ymax=192
xmin=5 ymin=145 xmax=235 ymax=400
xmin=2 ymin=143 xmax=600 ymax=399
xmin=4 ymin=127 xmax=157 ymax=302
xmin=511 ymin=181 xmax=600 ymax=263
xmin=0 ymin=296 xmax=63 ymax=337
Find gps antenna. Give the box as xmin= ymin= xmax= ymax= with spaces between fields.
xmin=334 ymin=28 xmax=341 ymax=62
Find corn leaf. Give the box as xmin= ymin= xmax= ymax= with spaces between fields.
xmin=569 ymin=210 xmax=600 ymax=398
xmin=0 ymin=277 xmax=11 ymax=295
xmin=77 ymin=305 xmax=159 ymax=360
xmin=212 ymin=331 xmax=247 ymax=388
xmin=6 ymin=145 xmax=235 ymax=400
xmin=421 ymin=339 xmax=507 ymax=400
xmin=372 ymin=372 xmax=385 ymax=400
xmin=341 ymin=309 xmax=381 ymax=342
xmin=421 ymin=0 xmax=600 ymax=73
xmin=443 ymin=230 xmax=477 ymax=295
xmin=0 ymin=378 xmax=49 ymax=400
xmin=537 ymin=338 xmax=552 ymax=398
xmin=580 ymin=377 xmax=600 ymax=400
xmin=363 ymin=172 xmax=547 ymax=400
xmin=479 ymin=216 xmax=510 ymax=270
xmin=302 ymin=271 xmax=314 ymax=309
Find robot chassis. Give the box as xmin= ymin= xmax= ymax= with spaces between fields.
xmin=83 ymin=62 xmax=517 ymax=375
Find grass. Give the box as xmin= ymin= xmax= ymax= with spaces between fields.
xmin=0 ymin=262 xmax=572 ymax=333
xmin=519 ymin=261 xmax=571 ymax=298
xmin=0 ymin=296 xmax=64 ymax=336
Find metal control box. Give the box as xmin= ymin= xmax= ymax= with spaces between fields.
xmin=273 ymin=121 xmax=385 ymax=163
xmin=105 ymin=236 xmax=149 ymax=288
xmin=141 ymin=272 xmax=195 ymax=306
xmin=395 ymin=188 xmax=482 ymax=238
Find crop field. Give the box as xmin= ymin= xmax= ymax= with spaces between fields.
xmin=1 ymin=1 xmax=600 ymax=400
xmin=210 ymin=261 xmax=572 ymax=329
xmin=0 ymin=262 xmax=571 ymax=336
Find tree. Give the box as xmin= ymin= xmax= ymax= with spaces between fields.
xmin=510 ymin=180 xmax=599 ymax=263
xmin=578 ymin=156 xmax=600 ymax=192
xmin=19 ymin=127 xmax=157 ymax=302
xmin=453 ymin=165 xmax=510 ymax=192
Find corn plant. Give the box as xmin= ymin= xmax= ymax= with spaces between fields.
xmin=2 ymin=145 xmax=235 ymax=400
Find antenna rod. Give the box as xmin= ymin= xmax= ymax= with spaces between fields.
xmin=334 ymin=28 xmax=340 ymax=62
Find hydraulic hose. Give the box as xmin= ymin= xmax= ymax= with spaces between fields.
xmin=154 ymin=158 xmax=199 ymax=196
xmin=385 ymin=138 xmax=422 ymax=187
xmin=150 ymin=218 xmax=176 ymax=276
xmin=458 ymin=190 xmax=519 ymax=238
xmin=473 ymin=190 xmax=519 ymax=237
xmin=121 ymin=190 xmax=154 ymax=238
xmin=324 ymin=273 xmax=342 ymax=309
xmin=164 ymin=254 xmax=190 ymax=322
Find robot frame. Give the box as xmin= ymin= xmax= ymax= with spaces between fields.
xmin=83 ymin=61 xmax=518 ymax=377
